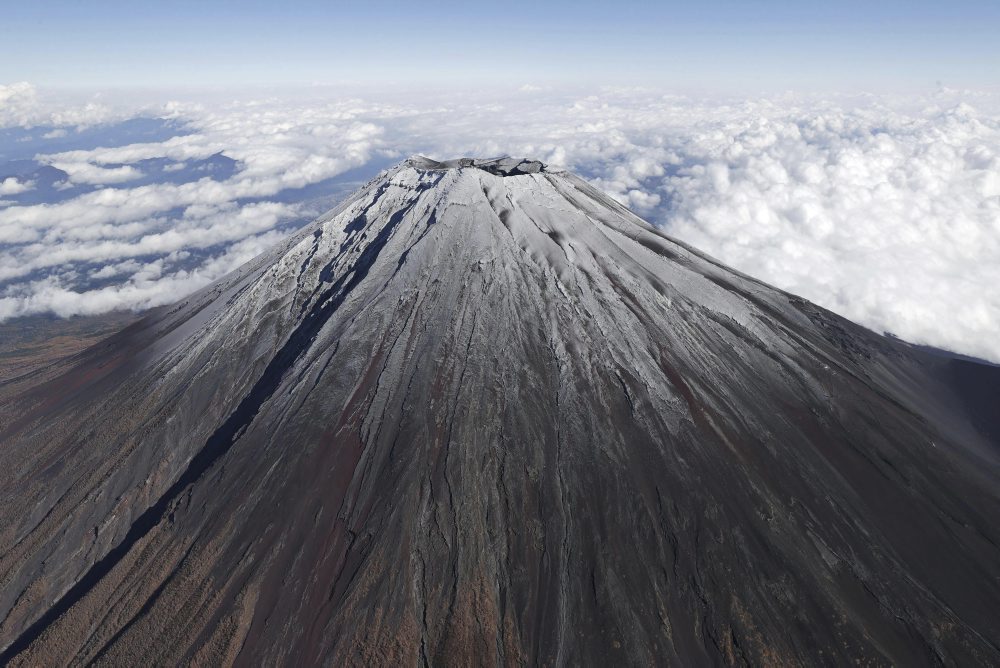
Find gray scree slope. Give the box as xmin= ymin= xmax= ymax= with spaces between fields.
xmin=0 ymin=157 xmax=999 ymax=665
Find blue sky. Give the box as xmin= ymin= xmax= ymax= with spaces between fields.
xmin=3 ymin=0 xmax=998 ymax=91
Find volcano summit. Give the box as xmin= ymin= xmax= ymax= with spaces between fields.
xmin=0 ymin=157 xmax=998 ymax=665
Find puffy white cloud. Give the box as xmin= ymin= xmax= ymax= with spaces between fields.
xmin=0 ymin=92 xmax=387 ymax=323
xmin=0 ymin=82 xmax=39 ymax=127
xmin=0 ymin=82 xmax=143 ymax=129
xmin=0 ymin=177 xmax=32 ymax=195
xmin=0 ymin=231 xmax=285 ymax=320
xmin=49 ymin=161 xmax=143 ymax=184
xmin=653 ymin=102 xmax=1000 ymax=363
xmin=0 ymin=199 xmax=298 ymax=282
xmin=1 ymin=84 xmax=998 ymax=363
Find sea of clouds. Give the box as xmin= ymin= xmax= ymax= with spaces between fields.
xmin=1 ymin=82 xmax=998 ymax=361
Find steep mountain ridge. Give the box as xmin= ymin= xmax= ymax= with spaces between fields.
xmin=0 ymin=157 xmax=998 ymax=665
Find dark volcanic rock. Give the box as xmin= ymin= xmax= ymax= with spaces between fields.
xmin=0 ymin=157 xmax=998 ymax=666
xmin=408 ymin=155 xmax=547 ymax=176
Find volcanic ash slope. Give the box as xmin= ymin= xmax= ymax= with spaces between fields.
xmin=1 ymin=157 xmax=999 ymax=666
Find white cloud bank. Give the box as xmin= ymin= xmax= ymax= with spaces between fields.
xmin=0 ymin=177 xmax=32 ymax=195
xmin=1 ymin=85 xmax=998 ymax=362
xmin=659 ymin=101 xmax=1000 ymax=364
xmin=49 ymin=161 xmax=143 ymax=185
xmin=0 ymin=82 xmax=139 ymax=128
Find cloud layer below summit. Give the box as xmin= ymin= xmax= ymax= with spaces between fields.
xmin=1 ymin=82 xmax=999 ymax=362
